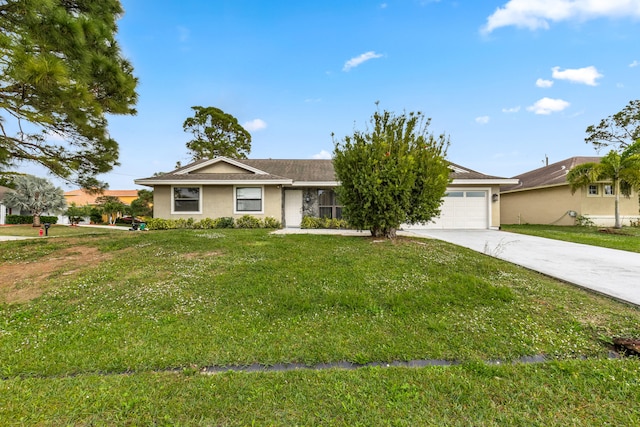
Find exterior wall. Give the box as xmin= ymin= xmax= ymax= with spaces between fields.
xmin=580 ymin=186 xmax=639 ymax=226
xmin=0 ymin=204 xmax=5 ymax=225
xmin=501 ymin=185 xmax=640 ymax=226
xmin=501 ymin=186 xmax=579 ymax=225
xmin=153 ymin=184 xmax=282 ymax=220
xmin=489 ymin=185 xmax=501 ymax=229
xmin=153 ymin=186 xmax=172 ymax=219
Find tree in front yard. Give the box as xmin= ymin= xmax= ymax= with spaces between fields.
xmin=567 ymin=140 xmax=640 ymax=229
xmin=1 ymin=175 xmax=66 ymax=226
xmin=332 ymin=108 xmax=450 ymax=238
xmin=0 ymin=0 xmax=138 ymax=188
xmin=183 ymin=106 xmax=252 ymax=160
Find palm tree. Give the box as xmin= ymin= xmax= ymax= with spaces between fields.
xmin=1 ymin=175 xmax=67 ymax=226
xmin=567 ymin=140 xmax=640 ymax=229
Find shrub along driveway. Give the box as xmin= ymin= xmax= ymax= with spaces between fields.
xmin=407 ymin=229 xmax=640 ymax=306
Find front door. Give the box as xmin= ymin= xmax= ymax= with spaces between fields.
xmin=284 ymin=190 xmax=303 ymax=227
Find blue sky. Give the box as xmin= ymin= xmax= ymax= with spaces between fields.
xmin=26 ymin=0 xmax=640 ymax=189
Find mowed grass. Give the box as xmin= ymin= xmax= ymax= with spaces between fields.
xmin=1 ymin=229 xmax=640 ymax=425
xmin=0 ymin=224 xmax=127 ymax=238
xmin=502 ymin=224 xmax=640 ymax=253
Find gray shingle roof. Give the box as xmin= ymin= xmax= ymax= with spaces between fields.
xmin=135 ymin=157 xmax=509 ymax=185
xmin=239 ymin=159 xmax=337 ymax=182
xmin=502 ymin=156 xmax=601 ymax=192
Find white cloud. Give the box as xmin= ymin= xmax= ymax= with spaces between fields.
xmin=475 ymin=116 xmax=490 ymax=124
xmin=243 ymin=119 xmax=267 ymax=132
xmin=177 ymin=26 xmax=190 ymax=42
xmin=630 ymin=60 xmax=640 ymax=68
xmin=482 ymin=0 xmax=640 ymax=34
xmin=380 ymin=3 xmax=388 ymax=9
xmin=527 ymin=97 xmax=570 ymax=115
xmin=502 ymin=106 xmax=521 ymax=113
xmin=343 ymin=51 xmax=383 ymax=72
xmin=536 ymin=78 xmax=554 ymax=88
xmin=551 ymin=66 xmax=603 ymax=86
xmin=312 ymin=150 xmax=332 ymax=159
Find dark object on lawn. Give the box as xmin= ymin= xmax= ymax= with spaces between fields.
xmin=129 ymin=222 xmax=147 ymax=231
xmin=44 ymin=223 xmax=50 ymax=236
xmin=612 ymin=337 xmax=640 ymax=356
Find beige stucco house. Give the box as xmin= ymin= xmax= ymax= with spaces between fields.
xmin=135 ymin=157 xmax=517 ymax=229
xmin=501 ymin=157 xmax=640 ymax=226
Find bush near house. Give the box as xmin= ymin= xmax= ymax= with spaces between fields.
xmin=144 ymin=216 xmax=281 ymax=230
xmin=5 ymin=215 xmax=58 ymax=225
xmin=301 ymin=215 xmax=349 ymax=229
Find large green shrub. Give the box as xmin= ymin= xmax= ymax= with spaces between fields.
xmin=333 ymin=108 xmax=450 ymax=238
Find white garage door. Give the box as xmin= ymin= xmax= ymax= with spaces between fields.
xmin=405 ymin=190 xmax=488 ymax=229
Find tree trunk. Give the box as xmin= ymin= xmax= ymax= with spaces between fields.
xmin=385 ymin=228 xmax=397 ymax=239
xmin=614 ymin=181 xmax=621 ymax=229
xmin=32 ymin=213 xmax=41 ymax=227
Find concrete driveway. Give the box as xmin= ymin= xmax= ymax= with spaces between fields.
xmin=406 ymin=229 xmax=640 ymax=307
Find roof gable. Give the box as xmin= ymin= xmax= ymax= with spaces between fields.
xmin=176 ymin=157 xmax=268 ymax=175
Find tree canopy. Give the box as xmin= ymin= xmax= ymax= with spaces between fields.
xmin=567 ymin=140 xmax=640 ymax=229
xmin=183 ymin=106 xmax=251 ymax=160
xmin=95 ymin=195 xmax=124 ymax=224
xmin=1 ymin=174 xmax=66 ymax=226
xmin=0 ymin=0 xmax=138 ymax=188
xmin=129 ymin=189 xmax=153 ymax=218
xmin=585 ymin=100 xmax=640 ymax=151
xmin=333 ymin=108 xmax=450 ymax=238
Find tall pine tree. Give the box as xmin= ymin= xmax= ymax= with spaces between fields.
xmin=0 ymin=0 xmax=138 ymax=188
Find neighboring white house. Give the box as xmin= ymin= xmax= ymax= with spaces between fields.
xmin=0 ymin=185 xmax=12 ymax=225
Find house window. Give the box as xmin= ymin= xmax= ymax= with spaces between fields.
xmin=466 ymin=191 xmax=486 ymax=198
xmin=173 ymin=187 xmax=200 ymax=213
xmin=318 ymin=189 xmax=342 ymax=219
xmin=604 ymin=184 xmax=615 ymax=196
xmin=445 ymin=191 xmax=464 ymax=197
xmin=588 ymin=185 xmax=599 ymax=196
xmin=236 ymin=187 xmax=262 ymax=212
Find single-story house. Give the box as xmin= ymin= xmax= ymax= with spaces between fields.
xmin=500 ymin=156 xmax=640 ymax=226
xmin=135 ymin=156 xmax=517 ymax=229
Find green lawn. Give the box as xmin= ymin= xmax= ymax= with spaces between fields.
xmin=501 ymin=224 xmax=640 ymax=253
xmin=0 ymin=224 xmax=127 ymax=238
xmin=1 ymin=229 xmax=639 ymax=425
